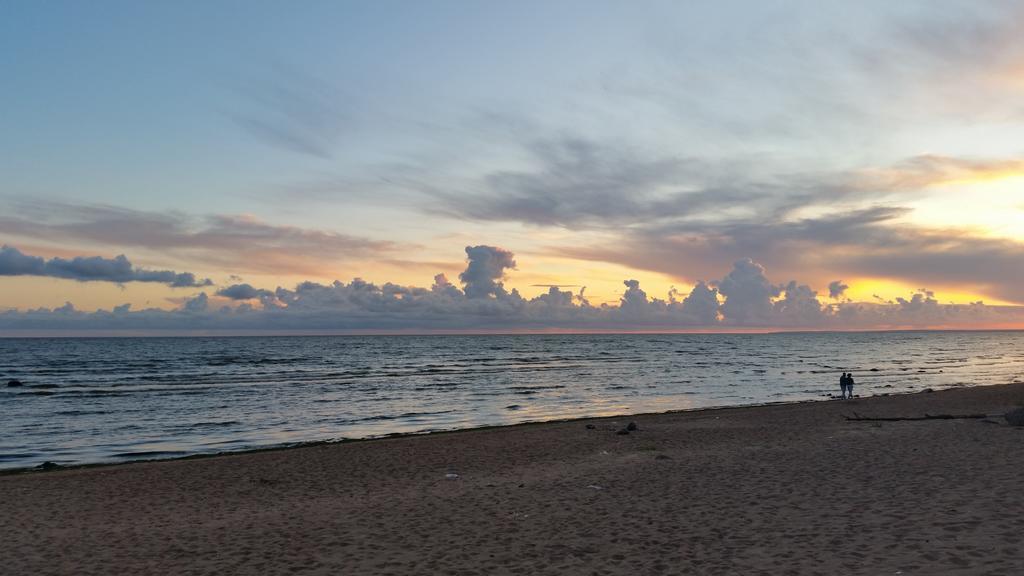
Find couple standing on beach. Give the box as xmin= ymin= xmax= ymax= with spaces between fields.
xmin=839 ymin=372 xmax=856 ymax=399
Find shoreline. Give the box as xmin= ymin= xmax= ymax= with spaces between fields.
xmin=4 ymin=382 xmax=1023 ymax=574
xmin=5 ymin=327 xmax=1024 ymax=338
xmin=3 ymin=384 xmax=968 ymax=475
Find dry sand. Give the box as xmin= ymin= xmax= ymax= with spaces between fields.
xmin=3 ymin=384 xmax=1024 ymax=575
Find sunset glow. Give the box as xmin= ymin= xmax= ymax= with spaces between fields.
xmin=4 ymin=2 xmax=1024 ymax=332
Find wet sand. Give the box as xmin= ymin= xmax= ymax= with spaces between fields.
xmin=3 ymin=384 xmax=1024 ymax=575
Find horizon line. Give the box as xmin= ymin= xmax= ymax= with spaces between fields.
xmin=3 ymin=326 xmax=1024 ymax=338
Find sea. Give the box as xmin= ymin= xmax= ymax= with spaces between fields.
xmin=2 ymin=331 xmax=1022 ymax=470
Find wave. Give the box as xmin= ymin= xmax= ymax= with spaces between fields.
xmin=110 ymin=450 xmax=188 ymax=459
xmin=354 ymin=410 xmax=456 ymax=423
xmin=3 ymin=331 xmax=1021 ymax=470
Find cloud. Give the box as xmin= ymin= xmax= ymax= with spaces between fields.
xmin=773 ymin=281 xmax=825 ymax=325
xmin=0 ymin=245 xmax=212 ymax=287
xmin=459 ymin=245 xmax=517 ymax=299
xmin=0 ymin=245 xmax=45 ymax=275
xmin=678 ymin=281 xmax=720 ymax=325
xmin=862 ymin=2 xmax=1024 ymax=118
xmin=230 ymin=68 xmax=349 ymax=158
xmin=717 ymin=259 xmax=781 ymax=325
xmin=216 ymin=283 xmax=276 ymax=301
xmin=182 ymin=292 xmax=209 ymax=313
xmin=3 ymin=247 xmax=1019 ymax=333
xmin=405 ymin=127 xmax=1024 ymax=304
xmin=0 ymin=201 xmax=401 ymax=276
xmin=422 ymin=140 xmax=1024 ymax=233
xmin=619 ymin=279 xmax=649 ymax=314
xmin=828 ymin=280 xmax=849 ymax=299
xmin=555 ymin=204 xmax=1024 ymax=304
xmin=855 ymin=155 xmax=1024 ymax=190
xmin=436 ymin=139 xmax=700 ymax=227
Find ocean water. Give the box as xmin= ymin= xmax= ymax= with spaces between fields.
xmin=2 ymin=332 xmax=1022 ymax=470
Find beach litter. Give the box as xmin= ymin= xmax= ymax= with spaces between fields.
xmin=445 ymin=473 xmax=460 ymax=480
xmin=586 ymin=484 xmax=604 ymax=490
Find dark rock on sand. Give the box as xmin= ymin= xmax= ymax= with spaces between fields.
xmin=1004 ymin=408 xmax=1024 ymax=427
xmin=38 ymin=461 xmax=60 ymax=471
xmin=7 ymin=379 xmax=23 ymax=387
xmin=616 ymin=429 xmax=630 ymax=436
xmin=585 ymin=424 xmax=596 ymax=430
xmin=626 ymin=422 xmax=638 ymax=431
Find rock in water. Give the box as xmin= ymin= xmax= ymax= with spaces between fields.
xmin=6 ymin=379 xmax=22 ymax=387
xmin=626 ymin=422 xmax=638 ymax=431
xmin=1005 ymin=408 xmax=1024 ymax=426
xmin=38 ymin=461 xmax=60 ymax=470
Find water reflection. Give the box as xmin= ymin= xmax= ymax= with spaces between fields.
xmin=1 ymin=331 xmax=1022 ymax=468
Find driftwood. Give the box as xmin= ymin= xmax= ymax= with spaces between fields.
xmin=844 ymin=412 xmax=988 ymax=422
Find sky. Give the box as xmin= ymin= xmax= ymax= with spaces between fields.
xmin=4 ymin=0 xmax=1024 ymax=333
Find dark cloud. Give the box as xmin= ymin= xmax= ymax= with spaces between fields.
xmin=717 ymin=259 xmax=781 ymax=325
xmin=182 ymin=292 xmax=209 ymax=313
xmin=216 ymin=283 xmax=276 ymax=301
xmin=773 ymin=281 xmax=825 ymax=326
xmin=4 ymin=247 xmax=1017 ymax=333
xmin=554 ymin=205 xmax=1024 ymax=304
xmin=411 ymin=128 xmax=1024 ymax=304
xmin=422 ymin=139 xmax=1024 ymax=232
xmin=619 ymin=279 xmax=649 ymax=315
xmin=0 ymin=245 xmax=212 ymax=287
xmin=430 ymin=273 xmax=463 ymax=298
xmin=459 ymin=245 xmax=517 ymax=299
xmin=828 ymin=280 xmax=849 ymax=299
xmin=678 ymin=281 xmax=720 ymax=325
xmin=423 ymin=139 xmax=782 ymax=229
xmin=0 ymin=245 xmax=45 ymax=275
xmin=836 ymin=236 xmax=1024 ymax=303
xmin=0 ymin=201 xmax=400 ymax=275
xmin=446 ymin=140 xmax=1014 ymax=235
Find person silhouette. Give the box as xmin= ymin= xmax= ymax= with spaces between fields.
xmin=846 ymin=373 xmax=855 ymax=399
xmin=839 ymin=372 xmax=848 ymax=399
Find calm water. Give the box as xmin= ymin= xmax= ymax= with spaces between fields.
xmin=2 ymin=332 xmax=1022 ymax=470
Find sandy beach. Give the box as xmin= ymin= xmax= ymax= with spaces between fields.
xmin=3 ymin=384 xmax=1024 ymax=575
